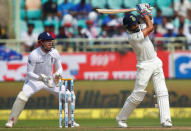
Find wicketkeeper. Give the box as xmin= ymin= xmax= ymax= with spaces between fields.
xmin=5 ymin=32 xmax=79 ymax=128
xmin=116 ymin=4 xmax=172 ymax=128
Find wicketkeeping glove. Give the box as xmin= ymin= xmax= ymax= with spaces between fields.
xmin=40 ymin=74 xmax=54 ymax=88
xmin=53 ymin=72 xmax=62 ymax=87
xmin=53 ymin=72 xmax=62 ymax=79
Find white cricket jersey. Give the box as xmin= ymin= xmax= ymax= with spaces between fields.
xmin=128 ymin=24 xmax=157 ymax=61
xmin=26 ymin=47 xmax=62 ymax=82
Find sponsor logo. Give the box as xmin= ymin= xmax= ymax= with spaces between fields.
xmin=0 ymin=52 xmax=170 ymax=81
xmin=179 ymin=60 xmax=191 ymax=74
xmin=90 ymin=54 xmax=115 ymax=66
xmin=175 ymin=55 xmax=191 ymax=78
xmin=84 ymin=72 xmax=109 ymax=80
xmin=112 ymin=71 xmax=136 ymax=80
xmin=61 ymin=54 xmax=86 ymax=79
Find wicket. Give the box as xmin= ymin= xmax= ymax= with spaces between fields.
xmin=58 ymin=78 xmax=75 ymax=128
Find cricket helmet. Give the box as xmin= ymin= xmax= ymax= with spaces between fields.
xmin=38 ymin=32 xmax=54 ymax=41
xmin=38 ymin=32 xmax=54 ymax=51
xmin=123 ymin=13 xmax=139 ymax=33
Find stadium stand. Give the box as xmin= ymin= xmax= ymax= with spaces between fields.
xmin=6 ymin=0 xmax=191 ymax=52
xmin=156 ymin=0 xmax=174 ymax=16
xmin=91 ymin=0 xmax=106 ymax=9
xmin=107 ymin=0 xmax=123 ymax=9
xmin=140 ymin=0 xmax=156 ymax=6
xmin=124 ymin=0 xmax=138 ymax=8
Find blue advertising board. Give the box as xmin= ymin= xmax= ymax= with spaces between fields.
xmin=174 ymin=53 xmax=191 ymax=79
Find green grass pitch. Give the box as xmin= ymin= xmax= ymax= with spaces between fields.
xmin=0 ymin=80 xmax=191 ymax=130
xmin=0 ymin=118 xmax=191 ymax=131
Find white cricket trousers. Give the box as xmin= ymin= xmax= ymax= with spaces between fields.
xmin=22 ymin=80 xmax=65 ymax=98
xmin=117 ymin=57 xmax=171 ymax=124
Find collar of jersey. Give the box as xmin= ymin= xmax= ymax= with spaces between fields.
xmin=39 ymin=47 xmax=47 ymax=56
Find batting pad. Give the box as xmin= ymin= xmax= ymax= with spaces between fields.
xmin=116 ymin=90 xmax=146 ymax=121
xmin=8 ymin=97 xmax=26 ymax=124
xmin=116 ymin=99 xmax=137 ymax=121
xmin=157 ymin=95 xmax=171 ymax=124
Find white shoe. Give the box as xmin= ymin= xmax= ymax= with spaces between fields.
xmin=69 ymin=121 xmax=80 ymax=127
xmin=117 ymin=120 xmax=128 ymax=128
xmin=73 ymin=121 xmax=80 ymax=127
xmin=161 ymin=119 xmax=172 ymax=127
xmin=5 ymin=120 xmax=14 ymax=128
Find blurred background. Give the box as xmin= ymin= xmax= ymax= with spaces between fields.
xmin=0 ymin=0 xmax=191 ymax=121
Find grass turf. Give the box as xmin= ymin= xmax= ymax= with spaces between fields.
xmin=1 ymin=80 xmax=191 ymax=130
xmin=0 ymin=118 xmax=191 ymax=131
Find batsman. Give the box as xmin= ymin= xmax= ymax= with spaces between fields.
xmin=5 ymin=32 xmax=79 ymax=128
xmin=116 ymin=4 xmax=172 ymax=128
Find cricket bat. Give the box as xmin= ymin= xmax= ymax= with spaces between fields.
xmin=96 ymin=8 xmax=137 ymax=14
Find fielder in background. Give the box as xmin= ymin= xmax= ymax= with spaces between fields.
xmin=116 ymin=4 xmax=172 ymax=128
xmin=5 ymin=32 xmax=79 ymax=128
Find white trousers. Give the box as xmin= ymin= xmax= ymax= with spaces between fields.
xmin=135 ymin=57 xmax=164 ymax=92
xmin=117 ymin=57 xmax=171 ymax=123
xmin=22 ymin=80 xmax=65 ymax=98
xmin=7 ymin=80 xmax=74 ymax=124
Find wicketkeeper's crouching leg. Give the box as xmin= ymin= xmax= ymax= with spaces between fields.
xmin=5 ymin=91 xmax=29 ymax=128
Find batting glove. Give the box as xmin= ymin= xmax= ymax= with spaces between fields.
xmin=136 ymin=3 xmax=152 ymax=17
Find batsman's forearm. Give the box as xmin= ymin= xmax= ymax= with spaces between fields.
xmin=144 ymin=15 xmax=154 ymax=32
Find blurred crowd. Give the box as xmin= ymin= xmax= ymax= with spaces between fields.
xmin=0 ymin=0 xmax=191 ymax=52
xmin=0 ymin=25 xmax=8 ymax=46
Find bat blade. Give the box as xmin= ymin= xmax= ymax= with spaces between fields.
xmin=96 ymin=8 xmax=137 ymax=14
